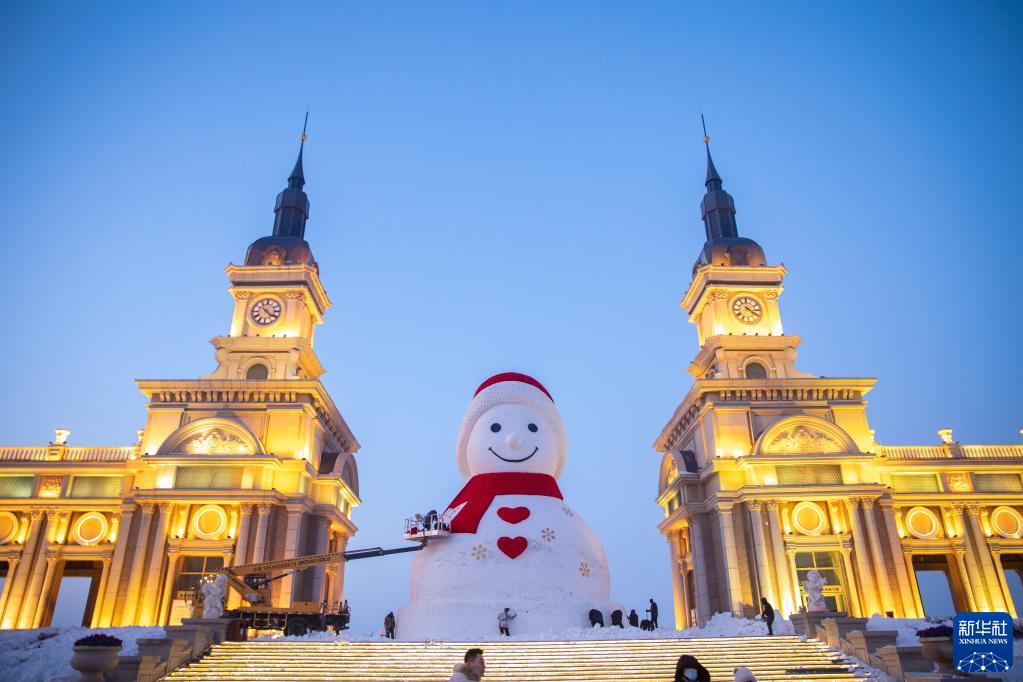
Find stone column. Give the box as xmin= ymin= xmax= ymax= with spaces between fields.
xmin=158 ymin=549 xmax=180 ymax=625
xmin=747 ymin=501 xmax=775 ymax=606
xmin=687 ymin=514 xmax=712 ymax=624
xmin=860 ymin=498 xmax=896 ymax=616
xmin=331 ymin=535 xmax=348 ymax=608
xmin=89 ymin=557 xmax=113 ymax=627
xmin=250 ymin=504 xmax=272 ymax=565
xmin=839 ymin=547 xmax=862 ymax=617
xmin=309 ymin=517 xmax=329 ymax=605
xmin=120 ymin=503 xmax=155 ymax=625
xmin=880 ymin=502 xmax=915 ymax=616
xmin=785 ymin=547 xmax=802 ymax=612
xmin=845 ymin=499 xmax=880 ymax=615
xmin=990 ymin=549 xmax=1018 ymax=619
xmin=965 ymin=505 xmax=1007 ymax=612
xmin=31 ymin=556 xmax=59 ymax=627
xmin=2 ymin=511 xmax=43 ymax=627
xmin=953 ymin=547 xmax=979 ymax=611
xmin=766 ymin=501 xmax=795 ymax=614
xmin=716 ymin=507 xmax=744 ymax=615
xmin=18 ymin=510 xmax=58 ymax=628
xmin=678 ymin=557 xmax=692 ymax=629
xmin=139 ymin=503 xmax=172 ymax=625
xmin=950 ymin=504 xmax=988 ymax=611
xmin=97 ymin=508 xmax=134 ymax=627
xmin=667 ymin=531 xmax=686 ymax=628
xmin=232 ymin=505 xmax=254 ymax=567
xmin=902 ymin=549 xmax=925 ymax=617
xmin=276 ymin=509 xmax=304 ymax=607
xmin=0 ymin=557 xmax=20 ymax=621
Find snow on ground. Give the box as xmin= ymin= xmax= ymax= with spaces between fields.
xmin=865 ymin=615 xmax=951 ymax=646
xmin=0 ymin=626 xmax=163 ymax=682
xmin=257 ymin=612 xmax=795 ymax=642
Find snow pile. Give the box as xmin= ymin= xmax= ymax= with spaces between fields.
xmin=865 ymin=616 xmax=950 ymax=646
xmin=259 ymin=611 xmax=793 ymax=642
xmin=0 ymin=626 xmax=164 ymax=682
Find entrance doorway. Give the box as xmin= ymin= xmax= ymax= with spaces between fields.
xmin=49 ymin=560 xmax=103 ymax=627
xmin=912 ymin=554 xmax=957 ymax=617
xmin=794 ymin=551 xmax=846 ymax=611
xmin=1000 ymin=553 xmax=1023 ymax=617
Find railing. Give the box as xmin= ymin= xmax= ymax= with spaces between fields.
xmin=63 ymin=447 xmax=136 ymax=461
xmin=0 ymin=445 xmax=136 ymax=462
xmin=963 ymin=445 xmax=1023 ymax=458
xmin=880 ymin=444 xmax=1023 ymax=460
xmin=0 ymin=447 xmax=49 ymax=461
xmin=878 ymin=446 xmax=950 ymax=460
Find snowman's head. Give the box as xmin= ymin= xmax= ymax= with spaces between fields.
xmin=456 ymin=372 xmax=567 ymax=479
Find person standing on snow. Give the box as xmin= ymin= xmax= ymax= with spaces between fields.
xmin=760 ymin=597 xmax=775 ymax=636
xmin=497 ymin=607 xmax=516 ymax=636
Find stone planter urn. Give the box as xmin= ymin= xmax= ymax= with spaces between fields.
xmin=70 ymin=643 xmax=122 ymax=681
xmin=918 ymin=636 xmax=954 ymax=674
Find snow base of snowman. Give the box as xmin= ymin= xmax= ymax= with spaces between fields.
xmin=398 ymin=598 xmax=624 ymax=641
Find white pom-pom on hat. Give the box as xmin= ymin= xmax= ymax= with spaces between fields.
xmin=456 ymin=372 xmax=567 ymax=479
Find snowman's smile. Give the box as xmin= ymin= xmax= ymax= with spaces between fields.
xmin=488 ymin=446 xmax=539 ymax=463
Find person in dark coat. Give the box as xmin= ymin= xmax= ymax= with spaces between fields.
xmin=588 ymin=609 xmax=605 ymax=627
xmin=675 ymin=654 xmax=711 ymax=682
xmin=384 ymin=611 xmax=396 ymax=639
xmin=760 ymin=597 xmax=775 ymax=636
xmin=610 ymin=609 xmax=624 ymax=628
xmin=628 ymin=609 xmax=639 ymax=627
xmin=647 ymin=598 xmax=659 ymax=629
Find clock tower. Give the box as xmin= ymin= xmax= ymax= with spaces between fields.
xmin=680 ymin=137 xmax=813 ymax=382
xmin=205 ymin=127 xmax=330 ymax=382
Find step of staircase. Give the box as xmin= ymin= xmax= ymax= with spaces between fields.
xmin=162 ymin=635 xmax=864 ymax=682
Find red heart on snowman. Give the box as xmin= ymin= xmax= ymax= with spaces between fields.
xmin=497 ymin=507 xmax=530 ymax=524
xmin=497 ymin=536 xmax=528 ymax=559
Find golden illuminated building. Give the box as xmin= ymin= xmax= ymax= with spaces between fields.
xmin=0 ymin=135 xmax=361 ymax=629
xmin=655 ymin=140 xmax=1023 ymax=627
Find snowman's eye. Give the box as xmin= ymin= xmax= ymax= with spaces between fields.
xmin=528 ymin=423 xmax=538 ymax=433
xmin=490 ymin=423 xmax=502 ymax=433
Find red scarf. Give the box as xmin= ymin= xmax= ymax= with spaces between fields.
xmin=445 ymin=472 xmax=563 ymax=534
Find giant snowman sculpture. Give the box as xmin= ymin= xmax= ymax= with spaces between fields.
xmin=398 ymin=372 xmax=618 ymax=640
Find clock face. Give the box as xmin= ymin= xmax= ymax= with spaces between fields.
xmin=250 ymin=298 xmax=282 ymax=326
xmin=731 ymin=296 xmax=763 ymax=324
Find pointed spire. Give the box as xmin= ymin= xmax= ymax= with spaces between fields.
xmin=272 ymin=112 xmax=311 ymax=239
xmin=698 ymin=115 xmax=738 ymax=241
xmin=702 ymin=114 xmax=722 ymax=189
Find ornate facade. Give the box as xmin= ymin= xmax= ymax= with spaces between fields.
xmin=655 ymin=139 xmax=1023 ymax=628
xmin=0 ymin=134 xmax=361 ymax=628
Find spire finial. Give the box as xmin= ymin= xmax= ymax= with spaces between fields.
xmin=300 ymin=109 xmax=309 ymax=142
xmin=701 ymin=113 xmax=722 ymax=188
xmin=288 ymin=111 xmax=308 ymax=186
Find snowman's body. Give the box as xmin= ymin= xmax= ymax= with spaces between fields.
xmin=397 ymin=373 xmax=621 ymax=640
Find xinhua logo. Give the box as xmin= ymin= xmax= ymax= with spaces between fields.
xmin=952 ymin=612 xmax=1013 ymax=673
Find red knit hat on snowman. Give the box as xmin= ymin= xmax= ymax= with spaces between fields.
xmin=455 ymin=372 xmax=568 ymax=479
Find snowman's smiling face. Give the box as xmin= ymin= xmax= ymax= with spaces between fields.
xmin=466 ymin=403 xmax=558 ymax=476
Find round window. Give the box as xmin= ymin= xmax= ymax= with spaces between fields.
xmin=905 ymin=506 xmax=941 ymax=539
xmin=190 ymin=504 xmax=228 ymax=540
xmin=791 ymin=501 xmax=828 ymax=536
xmin=0 ymin=511 xmax=19 ymax=545
xmin=72 ymin=512 xmax=109 ymax=546
xmin=991 ymin=506 xmax=1023 ymax=539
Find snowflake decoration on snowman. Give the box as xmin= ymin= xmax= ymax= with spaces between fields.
xmin=398 ymin=372 xmax=620 ymax=640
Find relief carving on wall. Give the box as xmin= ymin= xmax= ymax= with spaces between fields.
xmin=186 ymin=429 xmax=251 ymax=455
xmin=945 ymin=472 xmax=972 ymax=493
xmin=38 ymin=476 xmax=63 ymax=498
xmin=763 ymin=426 xmax=842 ymax=454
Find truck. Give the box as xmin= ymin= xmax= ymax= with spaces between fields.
xmin=212 ymin=512 xmax=452 ymax=636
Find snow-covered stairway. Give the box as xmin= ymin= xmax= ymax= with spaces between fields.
xmin=162 ymin=635 xmax=863 ymax=682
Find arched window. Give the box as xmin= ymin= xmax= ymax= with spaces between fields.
xmin=745 ymin=362 xmax=768 ymax=379
xmin=245 ymin=363 xmax=269 ymax=380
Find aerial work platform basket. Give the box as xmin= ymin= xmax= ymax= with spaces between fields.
xmin=404 ymin=509 xmax=454 ymax=541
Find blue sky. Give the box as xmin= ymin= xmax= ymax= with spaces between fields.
xmin=2 ymin=2 xmax=1021 ymax=631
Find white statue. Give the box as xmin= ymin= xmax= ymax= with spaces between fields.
xmin=201 ymin=573 xmax=228 ymax=618
xmin=802 ymin=569 xmax=828 ymax=612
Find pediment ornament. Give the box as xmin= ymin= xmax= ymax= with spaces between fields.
xmin=186 ymin=429 xmax=251 ymax=455
xmin=764 ymin=426 xmax=842 ymax=454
